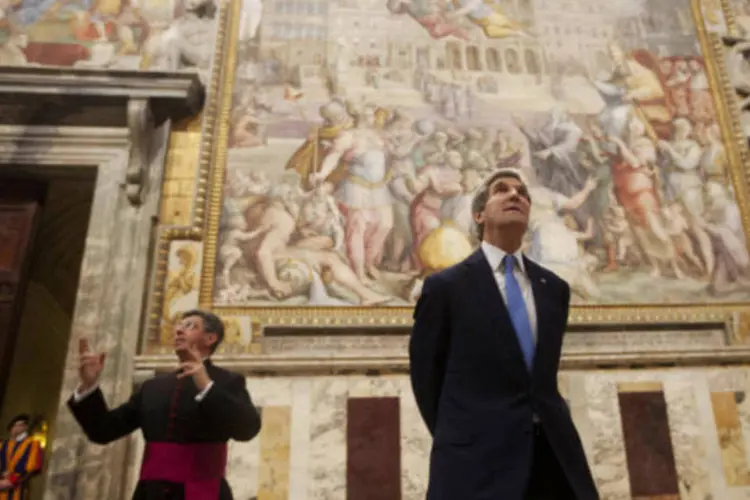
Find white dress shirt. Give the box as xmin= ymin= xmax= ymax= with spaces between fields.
xmin=480 ymin=241 xmax=538 ymax=343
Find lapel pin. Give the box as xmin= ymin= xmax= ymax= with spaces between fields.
xmin=540 ymin=278 xmax=547 ymax=284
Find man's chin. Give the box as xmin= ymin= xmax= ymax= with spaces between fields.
xmin=499 ymin=215 xmax=529 ymax=226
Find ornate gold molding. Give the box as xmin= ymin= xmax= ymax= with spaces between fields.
xmin=720 ymin=0 xmax=739 ymax=35
xmin=198 ymin=0 xmax=241 ymax=308
xmin=143 ymin=1 xmax=233 ymax=350
xmin=160 ymin=114 xmax=204 ymax=226
xmin=142 ymin=0 xmax=750 ymax=355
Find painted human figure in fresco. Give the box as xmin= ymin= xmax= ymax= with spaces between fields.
xmin=161 ymin=245 xmax=198 ymax=345
xmin=665 ymin=58 xmax=692 ymax=118
xmin=310 ymin=103 xmax=394 ymax=283
xmin=658 ymin=118 xmax=714 ymax=275
xmin=700 ymin=183 xmax=750 ymax=294
xmin=658 ymin=118 xmax=704 ymax=216
xmin=8 ymin=0 xmax=147 ymax=54
xmin=608 ymin=117 xmax=683 ymax=278
xmin=490 ymin=130 xmax=523 ymax=170
xmin=661 ymin=56 xmax=716 ymax=133
xmin=242 ymin=182 xmax=391 ymax=305
xmin=219 ymin=215 xmax=269 ymax=287
xmin=387 ymin=0 xmax=529 ymax=40
xmin=141 ymin=0 xmax=215 ymax=71
xmin=386 ymin=0 xmax=469 ymax=40
xmin=449 ymin=0 xmax=530 ymax=38
xmin=594 ymin=42 xmax=673 ymax=140
xmin=295 ymin=182 xmax=346 ymax=255
xmin=407 ymin=150 xmax=464 ymax=266
xmin=527 ymin=180 xmax=601 ymax=298
xmin=516 ymin=107 xmax=585 ymax=197
xmin=688 ymin=58 xmax=715 ymax=128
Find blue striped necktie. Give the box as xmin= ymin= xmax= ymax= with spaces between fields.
xmin=502 ymin=255 xmax=535 ymax=370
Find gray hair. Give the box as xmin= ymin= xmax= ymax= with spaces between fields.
xmin=471 ymin=168 xmax=529 ymax=241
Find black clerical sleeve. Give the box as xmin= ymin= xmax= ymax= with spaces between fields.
xmin=68 ymin=386 xmax=142 ymax=444
xmin=198 ymin=373 xmax=261 ymax=442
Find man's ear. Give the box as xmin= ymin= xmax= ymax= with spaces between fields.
xmin=473 ymin=210 xmax=484 ymax=225
xmin=204 ymin=332 xmax=218 ymax=349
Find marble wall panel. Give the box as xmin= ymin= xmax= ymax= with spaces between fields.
xmin=107 ymin=366 xmax=750 ymax=500
xmin=580 ymin=372 xmax=630 ymax=499
xmin=308 ymin=377 xmax=348 ymax=500
xmin=617 ymin=382 xmax=680 ymax=498
xmin=257 ymin=406 xmax=292 ymax=499
xmin=710 ymin=392 xmax=750 ymax=487
xmin=346 ymin=397 xmax=401 ymax=500
xmin=662 ymin=376 xmax=712 ymax=500
xmin=703 ymin=369 xmax=750 ymax=499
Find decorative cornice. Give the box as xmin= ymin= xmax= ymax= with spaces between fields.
xmin=0 ymin=67 xmax=205 ymax=206
xmin=0 ymin=67 xmax=204 ymax=113
xmin=0 ymin=125 xmax=129 ymax=165
xmin=134 ymin=346 xmax=750 ymax=375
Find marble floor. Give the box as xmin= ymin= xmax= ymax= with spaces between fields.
xmin=123 ymin=367 xmax=750 ymax=500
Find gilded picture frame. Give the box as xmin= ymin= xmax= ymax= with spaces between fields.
xmin=143 ymin=0 xmax=750 ymax=356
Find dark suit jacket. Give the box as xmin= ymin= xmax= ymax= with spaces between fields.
xmin=68 ymin=361 xmax=261 ymax=500
xmin=409 ymin=249 xmax=598 ymax=500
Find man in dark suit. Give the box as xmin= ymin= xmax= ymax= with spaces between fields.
xmin=69 ymin=309 xmax=261 ymax=500
xmin=409 ymin=168 xmax=599 ymax=500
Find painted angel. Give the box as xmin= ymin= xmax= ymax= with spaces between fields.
xmin=386 ymin=0 xmax=469 ymax=40
xmin=449 ymin=0 xmax=530 ymax=39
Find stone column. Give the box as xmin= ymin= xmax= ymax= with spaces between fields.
xmin=42 ymin=125 xmax=170 ymax=500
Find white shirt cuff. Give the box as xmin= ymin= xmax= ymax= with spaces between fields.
xmin=72 ymin=384 xmax=98 ymax=402
xmin=195 ymin=381 xmax=214 ymax=402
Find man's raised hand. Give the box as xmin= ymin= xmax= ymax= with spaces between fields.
xmin=177 ymin=344 xmax=212 ymax=391
xmin=78 ymin=337 xmax=106 ymax=391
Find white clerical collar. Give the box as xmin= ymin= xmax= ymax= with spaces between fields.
xmin=480 ymin=241 xmax=526 ymax=274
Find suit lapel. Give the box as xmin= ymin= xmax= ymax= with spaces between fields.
xmin=464 ymin=250 xmax=530 ymax=382
xmin=523 ymin=257 xmax=556 ymax=378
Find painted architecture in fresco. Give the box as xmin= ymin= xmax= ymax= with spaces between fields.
xmin=734 ymin=0 xmax=750 ymax=33
xmin=0 ymin=0 xmax=216 ymax=71
xmin=214 ymin=0 xmax=750 ymax=307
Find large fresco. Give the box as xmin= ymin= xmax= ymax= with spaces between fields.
xmin=0 ymin=0 xmax=217 ymax=71
xmin=210 ymin=0 xmax=750 ymax=308
xmin=733 ymin=0 xmax=750 ymax=34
